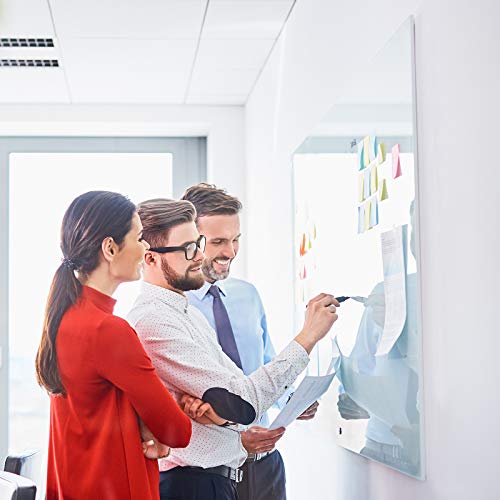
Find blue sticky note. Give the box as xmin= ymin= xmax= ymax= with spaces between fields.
xmin=363 ymin=169 xmax=371 ymax=199
xmin=358 ymin=143 xmax=365 ymax=171
xmin=358 ymin=205 xmax=364 ymax=234
xmin=370 ymin=136 xmax=377 ymax=162
xmin=369 ymin=196 xmax=379 ymax=228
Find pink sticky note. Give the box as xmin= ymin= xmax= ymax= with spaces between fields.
xmin=392 ymin=144 xmax=402 ymax=178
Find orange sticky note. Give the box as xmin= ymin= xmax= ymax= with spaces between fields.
xmin=392 ymin=144 xmax=402 ymax=178
xmin=299 ymin=234 xmax=306 ymax=256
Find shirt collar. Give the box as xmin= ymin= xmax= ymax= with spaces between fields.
xmin=190 ymin=279 xmax=228 ymax=300
xmin=141 ymin=281 xmax=189 ymax=312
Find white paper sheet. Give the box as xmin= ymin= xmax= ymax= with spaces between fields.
xmin=269 ymin=372 xmax=336 ymax=430
xmin=376 ymin=225 xmax=407 ymax=355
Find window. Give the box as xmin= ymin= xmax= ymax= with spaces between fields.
xmin=0 ymin=137 xmax=206 ymax=464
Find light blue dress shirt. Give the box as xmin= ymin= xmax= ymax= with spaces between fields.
xmin=187 ymin=277 xmax=287 ymax=427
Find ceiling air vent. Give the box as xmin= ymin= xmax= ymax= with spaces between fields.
xmin=0 ymin=38 xmax=54 ymax=47
xmin=0 ymin=59 xmax=59 ymax=67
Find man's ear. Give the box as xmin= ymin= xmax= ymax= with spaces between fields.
xmin=101 ymin=237 xmax=117 ymax=263
xmin=144 ymin=251 xmax=157 ymax=267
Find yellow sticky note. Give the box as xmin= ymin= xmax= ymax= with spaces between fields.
xmin=358 ymin=173 xmax=365 ymax=202
xmin=379 ymin=178 xmax=389 ymax=201
xmin=364 ymin=199 xmax=371 ymax=231
xmin=377 ymin=143 xmax=386 ymax=164
xmin=370 ymin=165 xmax=378 ymax=195
xmin=363 ymin=136 xmax=370 ymax=167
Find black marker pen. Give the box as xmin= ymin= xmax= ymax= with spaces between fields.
xmin=335 ymin=296 xmax=351 ymax=303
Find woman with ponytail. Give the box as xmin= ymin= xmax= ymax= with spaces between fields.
xmin=35 ymin=191 xmax=193 ymax=499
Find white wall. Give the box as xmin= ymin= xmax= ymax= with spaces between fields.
xmin=0 ymin=103 xmax=247 ymax=276
xmin=245 ymin=1 xmax=500 ymax=499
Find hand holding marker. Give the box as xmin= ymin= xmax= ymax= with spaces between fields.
xmin=306 ymin=296 xmax=367 ymax=307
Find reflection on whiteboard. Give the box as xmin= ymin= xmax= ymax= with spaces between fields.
xmin=377 ymin=225 xmax=408 ymax=356
xmin=293 ymin=149 xmax=423 ymax=479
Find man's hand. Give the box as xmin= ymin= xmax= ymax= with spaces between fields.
xmin=180 ymin=394 xmax=227 ymax=426
xmin=295 ymin=294 xmax=340 ymax=353
xmin=240 ymin=426 xmax=286 ymax=454
xmin=337 ymin=393 xmax=370 ymax=420
xmin=139 ymin=420 xmax=170 ymax=460
xmin=297 ymin=401 xmax=319 ymax=421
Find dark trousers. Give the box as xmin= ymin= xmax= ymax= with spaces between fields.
xmin=160 ymin=467 xmax=238 ymax=500
xmin=237 ymin=450 xmax=286 ymax=500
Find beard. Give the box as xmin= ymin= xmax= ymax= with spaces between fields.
xmin=202 ymin=256 xmax=232 ymax=282
xmin=161 ymin=257 xmax=205 ymax=291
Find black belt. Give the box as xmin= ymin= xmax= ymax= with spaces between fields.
xmin=244 ymin=450 xmax=272 ymax=464
xmin=175 ymin=465 xmax=243 ymax=483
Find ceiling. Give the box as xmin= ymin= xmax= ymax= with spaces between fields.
xmin=0 ymin=0 xmax=295 ymax=105
xmin=312 ymin=19 xmax=414 ymax=137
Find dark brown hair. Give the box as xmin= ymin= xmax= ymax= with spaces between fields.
xmin=181 ymin=183 xmax=242 ymax=220
xmin=137 ymin=198 xmax=196 ymax=248
xmin=36 ymin=191 xmax=136 ymax=395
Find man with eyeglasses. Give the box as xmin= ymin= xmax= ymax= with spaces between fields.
xmin=128 ymin=198 xmax=339 ymax=500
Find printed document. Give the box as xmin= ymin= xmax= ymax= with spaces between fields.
xmin=376 ymin=225 xmax=408 ymax=355
xmin=269 ymin=372 xmax=336 ymax=430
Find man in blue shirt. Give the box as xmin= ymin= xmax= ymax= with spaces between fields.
xmin=182 ymin=183 xmax=318 ymax=500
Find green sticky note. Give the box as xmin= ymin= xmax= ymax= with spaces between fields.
xmin=379 ymin=178 xmax=389 ymax=201
xmin=377 ymin=143 xmax=386 ymax=164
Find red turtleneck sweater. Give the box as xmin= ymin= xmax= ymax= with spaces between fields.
xmin=46 ymin=286 xmax=191 ymax=500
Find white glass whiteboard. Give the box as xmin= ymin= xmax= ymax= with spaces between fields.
xmin=292 ymin=17 xmax=425 ymax=479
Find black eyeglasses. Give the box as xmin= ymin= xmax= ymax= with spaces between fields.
xmin=149 ymin=235 xmax=206 ymax=261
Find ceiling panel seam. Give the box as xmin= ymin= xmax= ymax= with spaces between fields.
xmin=245 ymin=0 xmax=297 ymax=104
xmin=46 ymin=0 xmax=73 ymax=103
xmin=183 ymin=0 xmax=210 ymax=104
